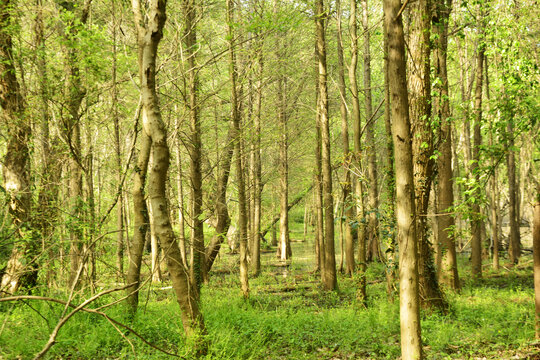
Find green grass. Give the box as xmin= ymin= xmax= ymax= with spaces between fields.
xmin=0 ymin=237 xmax=538 ymax=359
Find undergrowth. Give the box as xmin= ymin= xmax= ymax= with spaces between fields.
xmin=0 ymin=240 xmax=537 ymax=359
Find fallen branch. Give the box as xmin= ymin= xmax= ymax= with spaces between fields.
xmin=0 ymin=284 xmax=182 ymax=359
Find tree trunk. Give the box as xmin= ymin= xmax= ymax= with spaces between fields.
xmin=485 ymin=57 xmax=499 ymax=271
xmin=471 ymin=12 xmax=485 ymax=278
xmin=314 ymin=70 xmax=324 ymax=275
xmin=277 ymin=75 xmax=291 ymax=261
xmin=361 ymin=0 xmax=380 ymax=263
xmin=132 ymin=0 xmax=206 ymax=342
xmin=507 ymin=118 xmax=521 ymax=264
xmin=336 ymin=0 xmax=355 ymax=276
xmin=182 ymin=0 xmax=205 ymax=295
xmin=126 ymin=130 xmax=151 ymax=314
xmin=204 ymin=126 xmax=234 ymax=275
xmin=407 ymin=0 xmax=447 ymax=310
xmin=175 ymin=118 xmax=188 ymax=268
xmin=112 ymin=0 xmax=124 ymax=279
xmin=34 ymin=0 xmax=61 ymax=288
xmin=250 ymin=43 xmax=263 ymax=276
xmin=62 ymin=1 xmax=90 ymax=289
xmin=227 ymin=0 xmax=249 ymax=298
xmin=349 ymin=0 xmax=366 ymax=301
xmin=533 ymin=195 xmax=540 ymax=338
xmin=148 ymin=200 xmax=163 ymax=283
xmin=434 ymin=0 xmax=460 ymax=290
xmin=383 ymin=0 xmax=423 ymax=357
xmin=316 ymin=0 xmax=337 ymax=291
xmin=382 ymin=13 xmax=396 ymax=300
xmin=0 ymin=0 xmax=33 ymax=295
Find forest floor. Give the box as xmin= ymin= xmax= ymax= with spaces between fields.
xmin=0 ymin=231 xmax=539 ymax=359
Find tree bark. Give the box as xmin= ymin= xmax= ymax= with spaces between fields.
xmin=0 ymin=0 xmax=33 ymax=295
xmin=434 ymin=0 xmax=460 ymax=290
xmin=316 ymin=0 xmax=337 ymax=291
xmin=384 ymin=0 xmax=423 ymax=357
xmin=132 ymin=0 xmax=206 ymax=341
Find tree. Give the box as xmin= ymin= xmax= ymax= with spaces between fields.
xmin=470 ymin=7 xmax=486 ymax=278
xmin=349 ymin=0 xmax=366 ymax=300
xmin=362 ymin=0 xmax=380 ymax=263
xmin=131 ymin=0 xmax=206 ymax=341
xmin=434 ymin=0 xmax=460 ymax=290
xmin=61 ymin=0 xmax=91 ymax=289
xmin=316 ymin=0 xmax=337 ymax=291
xmin=182 ymin=0 xmax=205 ymax=295
xmin=383 ymin=0 xmax=423 ymax=357
xmin=534 ymin=189 xmax=540 ymax=338
xmin=0 ymin=0 xmax=33 ymax=295
xmin=407 ymin=0 xmax=447 ymax=309
xmin=335 ymin=0 xmax=355 ymax=276
xmin=227 ymin=0 xmax=249 ymax=298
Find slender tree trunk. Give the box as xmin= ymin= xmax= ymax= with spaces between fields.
xmin=434 ymin=0 xmax=460 ymax=290
xmin=383 ymin=14 xmax=396 ymax=300
xmin=471 ymin=12 xmax=485 ymax=278
xmin=314 ymin=79 xmax=324 ymax=275
xmin=84 ymin=120 xmax=96 ymax=288
xmin=251 ymin=45 xmax=263 ymax=275
xmin=175 ymin=118 xmax=188 ymax=267
xmin=126 ymin=130 xmax=150 ymax=314
xmin=383 ymin=0 xmax=423 ymax=357
xmin=111 ymin=0 xmax=124 ymax=279
xmin=227 ymin=0 xmax=249 ymax=298
xmin=132 ymin=0 xmax=206 ymax=342
xmin=361 ymin=0 xmax=380 ymax=263
xmin=204 ymin=127 xmax=234 ymax=274
xmin=277 ymin=76 xmax=291 ymax=261
xmin=533 ymin=195 xmax=540 ymax=338
xmin=182 ymin=0 xmax=205 ymax=295
xmin=336 ymin=0 xmax=355 ymax=275
xmin=0 ymin=0 xmax=34 ymax=295
xmin=349 ymin=0 xmax=366 ymax=301
xmin=62 ymin=1 xmax=90 ymax=289
xmin=316 ymin=0 xmax=337 ymax=291
xmin=148 ymin=200 xmax=163 ymax=283
xmin=507 ymin=119 xmax=521 ymax=264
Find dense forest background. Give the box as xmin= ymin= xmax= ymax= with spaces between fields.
xmin=0 ymin=0 xmax=539 ymax=358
